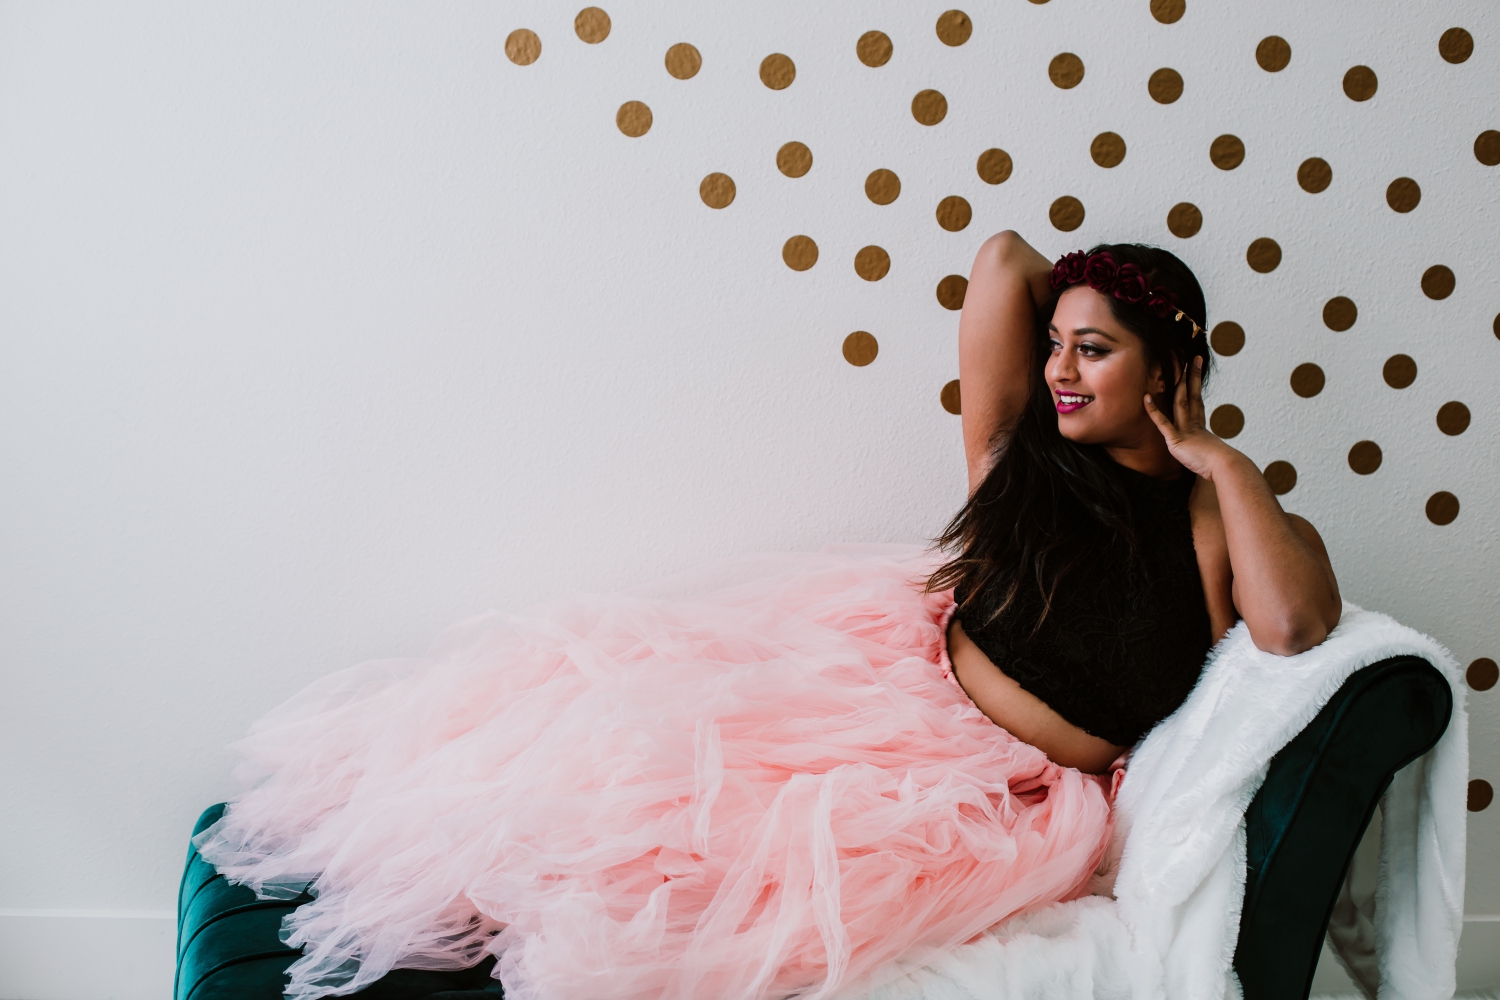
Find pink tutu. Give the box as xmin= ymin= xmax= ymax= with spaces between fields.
xmin=196 ymin=544 xmax=1114 ymax=1000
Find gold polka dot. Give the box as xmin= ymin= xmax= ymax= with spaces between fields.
xmin=1210 ymin=134 xmax=1245 ymax=170
xmin=505 ymin=28 xmax=541 ymax=66
xmin=1422 ymin=265 xmax=1455 ymax=300
xmin=854 ymin=245 xmax=891 ymax=281
xmin=1091 ymin=132 xmax=1126 ymax=168
xmin=1263 ymin=461 xmax=1297 ymax=495
xmin=760 ymin=53 xmax=795 ymax=90
xmin=865 ymin=169 xmax=901 ymax=205
xmin=1150 ymin=0 xmax=1185 ymax=25
xmin=616 ymin=101 xmax=652 ymax=137
xmin=1298 ymin=157 xmax=1332 ymax=193
xmin=777 ymin=142 xmax=812 ymax=178
xmin=941 ymin=379 xmax=962 ymax=414
xmin=1477 ymin=130 xmax=1500 ymax=166
xmin=1209 ymin=404 xmax=1244 ymax=438
xmin=1323 ymin=297 xmax=1357 ymax=331
xmin=1167 ymin=202 xmax=1202 ymax=238
xmin=936 ymin=275 xmax=969 ymax=311
xmin=936 ymin=10 xmax=973 ymax=46
xmin=1440 ymin=27 xmax=1474 ymax=64
xmin=843 ymin=331 xmax=879 ymax=367
xmin=977 ymin=148 xmax=1014 ymax=184
xmin=1256 ymin=35 xmax=1291 ymax=72
xmin=1049 ymin=53 xmax=1085 ymax=89
xmin=912 ymin=89 xmax=948 ymax=125
xmin=1148 ymin=68 xmax=1183 ymax=103
xmin=665 ymin=43 xmax=702 ymax=80
xmin=1247 ymin=238 xmax=1281 ymax=273
xmin=1383 ymin=354 xmax=1417 ymax=389
xmin=857 ymin=30 xmax=892 ymax=68
xmin=1290 ymin=363 xmax=1325 ymax=398
xmin=1343 ymin=65 xmax=1377 ymax=101
xmin=1437 ymin=401 xmax=1471 ymax=435
xmin=1348 ymin=440 xmax=1382 ymax=475
xmin=783 ymin=235 xmax=818 ymax=271
xmin=1386 ymin=177 xmax=1421 ymax=213
xmin=1470 ymin=778 xmax=1493 ymax=811
xmin=1050 ymin=196 xmax=1085 ymax=232
xmin=1468 ymin=658 xmax=1499 ymax=692
xmin=699 ymin=173 xmax=735 ymax=209
xmin=1495 ymin=312 xmax=1500 ymax=339
xmin=1210 ymin=322 xmax=1244 ymax=356
xmin=1427 ymin=491 xmax=1460 ymax=525
xmin=574 ymin=8 xmax=610 ymax=44
xmin=936 ymin=196 xmax=972 ymax=232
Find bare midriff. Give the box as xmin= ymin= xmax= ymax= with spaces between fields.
xmin=946 ymin=617 xmax=1126 ymax=775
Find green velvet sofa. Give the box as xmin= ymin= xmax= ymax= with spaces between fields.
xmin=174 ymin=654 xmax=1451 ymax=1000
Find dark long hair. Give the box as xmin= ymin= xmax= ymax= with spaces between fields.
xmin=926 ymin=243 xmax=1211 ymax=631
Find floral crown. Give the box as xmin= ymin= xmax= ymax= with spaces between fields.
xmin=1049 ymin=250 xmax=1203 ymax=338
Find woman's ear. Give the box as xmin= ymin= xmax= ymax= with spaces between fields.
xmin=1147 ymin=358 xmax=1174 ymax=395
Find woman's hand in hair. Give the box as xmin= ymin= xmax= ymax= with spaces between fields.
xmin=1141 ymin=355 xmax=1230 ymax=479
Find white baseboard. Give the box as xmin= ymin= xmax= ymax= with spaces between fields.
xmin=0 ymin=912 xmax=174 ymax=1000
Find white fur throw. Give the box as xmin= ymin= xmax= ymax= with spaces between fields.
xmin=851 ymin=604 xmax=1467 ymax=1000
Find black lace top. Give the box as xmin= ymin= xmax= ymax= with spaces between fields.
xmin=954 ymin=463 xmax=1213 ymax=747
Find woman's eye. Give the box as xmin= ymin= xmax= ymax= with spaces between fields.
xmin=1079 ymin=343 xmax=1108 ymax=356
xmin=1048 ymin=339 xmax=1062 ymax=352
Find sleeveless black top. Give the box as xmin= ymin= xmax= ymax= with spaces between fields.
xmin=953 ymin=463 xmax=1213 ymax=747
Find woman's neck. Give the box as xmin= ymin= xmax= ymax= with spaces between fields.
xmin=1105 ymin=434 xmax=1184 ymax=480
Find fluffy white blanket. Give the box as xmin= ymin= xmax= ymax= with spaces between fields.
xmin=852 ymin=603 xmax=1467 ymax=1000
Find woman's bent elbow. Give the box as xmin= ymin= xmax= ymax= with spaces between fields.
xmin=1249 ymin=616 xmax=1332 ymax=657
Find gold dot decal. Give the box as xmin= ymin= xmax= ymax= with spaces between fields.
xmin=1437 ymin=401 xmax=1470 ymax=435
xmin=1422 ymin=265 xmax=1455 ymax=300
xmin=1049 ymin=53 xmax=1085 ymax=89
xmin=941 ymin=380 xmax=962 ymax=414
xmin=1263 ymin=461 xmax=1297 ymax=495
xmin=1290 ymin=363 xmax=1324 ymax=397
xmin=1150 ymin=0 xmax=1185 ymax=25
xmin=1469 ymin=658 xmax=1499 ymax=692
xmin=1247 ymin=238 xmax=1281 ymax=273
xmin=843 ymin=331 xmax=879 ymax=367
xmin=854 ymin=245 xmax=890 ymax=281
xmin=760 ymin=53 xmax=795 ymax=90
xmin=777 ymin=142 xmax=812 ymax=178
xmin=783 ymin=235 xmax=818 ymax=271
xmin=1343 ymin=66 xmax=1377 ymax=101
xmin=1383 ymin=354 xmax=1417 ymax=389
xmin=1348 ymin=440 xmax=1382 ymax=475
xmin=1324 ymin=297 xmax=1357 ymax=331
xmin=912 ymin=90 xmax=948 ymax=125
xmin=1426 ymin=491 xmax=1459 ymax=526
xmin=936 ymin=275 xmax=968 ymax=310
xmin=1210 ymin=404 xmax=1244 ymax=438
xmin=1050 ymin=196 xmax=1085 ymax=232
xmin=865 ymin=169 xmax=900 ymax=205
xmin=1256 ymin=36 xmax=1291 ymax=72
xmin=936 ymin=196 xmax=972 ymax=232
xmin=1091 ymin=132 xmax=1126 ymax=167
xmin=616 ymin=101 xmax=652 ymax=137
xmin=1167 ymin=203 xmax=1202 ymax=238
xmin=1470 ymin=779 xmax=1494 ymax=811
xmin=977 ymin=148 xmax=1013 ymax=184
xmin=936 ymin=10 xmax=973 ymax=46
xmin=1298 ymin=158 xmax=1332 ymax=193
xmin=1387 ymin=177 xmax=1421 ymax=213
xmin=505 ymin=29 xmax=541 ymax=65
xmin=1477 ymin=131 xmax=1500 ymax=166
xmin=699 ymin=173 xmax=735 ymax=209
xmin=574 ymin=8 xmax=610 ymax=44
xmin=665 ymin=43 xmax=702 ymax=80
xmin=858 ymin=31 xmax=893 ymax=68
xmin=1210 ymin=322 xmax=1244 ymax=356
xmin=1210 ymin=135 xmax=1245 ymax=170
xmin=1440 ymin=28 xmax=1474 ymax=64
xmin=1149 ymin=68 xmax=1183 ymax=104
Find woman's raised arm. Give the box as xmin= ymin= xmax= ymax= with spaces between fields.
xmin=958 ymin=232 xmax=1055 ymax=492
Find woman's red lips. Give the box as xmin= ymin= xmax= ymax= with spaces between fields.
xmin=1055 ymin=391 xmax=1094 ymax=414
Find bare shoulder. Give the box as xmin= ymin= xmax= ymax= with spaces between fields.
xmin=1187 ymin=476 xmax=1238 ymax=641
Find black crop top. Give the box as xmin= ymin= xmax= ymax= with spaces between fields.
xmin=954 ymin=462 xmax=1213 ymax=747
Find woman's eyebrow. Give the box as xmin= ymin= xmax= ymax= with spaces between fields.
xmin=1066 ymin=326 xmax=1121 ymax=343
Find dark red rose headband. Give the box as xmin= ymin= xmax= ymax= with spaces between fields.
xmin=1049 ymin=250 xmax=1203 ymax=338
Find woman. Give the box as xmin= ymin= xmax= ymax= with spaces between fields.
xmin=196 ymin=234 xmax=1340 ymax=1000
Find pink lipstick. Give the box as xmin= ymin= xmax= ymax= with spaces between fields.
xmin=1054 ymin=391 xmax=1094 ymax=414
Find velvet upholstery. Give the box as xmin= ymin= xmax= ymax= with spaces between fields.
xmin=175 ymin=655 xmax=1450 ymax=1000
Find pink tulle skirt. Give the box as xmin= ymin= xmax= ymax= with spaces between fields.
xmin=196 ymin=544 xmax=1114 ymax=1000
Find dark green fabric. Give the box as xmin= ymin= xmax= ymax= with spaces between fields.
xmin=177 ymin=656 xmax=1450 ymax=1000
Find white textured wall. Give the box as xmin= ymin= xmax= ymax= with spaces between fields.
xmin=1 ymin=0 xmax=1497 ymax=994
